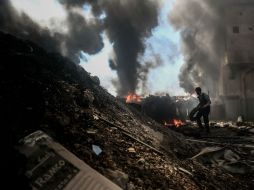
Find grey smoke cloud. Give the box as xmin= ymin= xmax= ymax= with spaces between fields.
xmin=169 ymin=0 xmax=254 ymax=96
xmin=0 ymin=0 xmax=104 ymax=63
xmin=169 ymin=0 xmax=228 ymax=96
xmin=60 ymin=0 xmax=160 ymax=96
xmin=138 ymin=50 xmax=163 ymax=95
xmin=1 ymin=0 xmax=160 ymax=96
xmin=0 ymin=0 xmax=62 ymax=53
xmin=64 ymin=11 xmax=104 ymax=63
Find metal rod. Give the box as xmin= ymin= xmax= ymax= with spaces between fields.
xmin=99 ymin=117 xmax=164 ymax=155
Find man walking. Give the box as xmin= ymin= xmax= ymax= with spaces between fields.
xmin=195 ymin=87 xmax=211 ymax=133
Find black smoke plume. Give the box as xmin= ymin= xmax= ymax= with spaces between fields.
xmin=1 ymin=0 xmax=159 ymax=96
xmin=102 ymin=0 xmax=159 ymax=96
xmin=64 ymin=11 xmax=103 ymax=63
xmin=0 ymin=0 xmax=103 ymax=63
xmin=59 ymin=0 xmax=160 ymax=95
xmin=0 ymin=0 xmax=61 ymax=53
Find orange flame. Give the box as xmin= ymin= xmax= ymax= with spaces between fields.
xmin=172 ymin=119 xmax=184 ymax=127
xmin=164 ymin=119 xmax=184 ymax=128
xmin=125 ymin=92 xmax=141 ymax=103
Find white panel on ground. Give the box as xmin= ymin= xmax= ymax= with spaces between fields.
xmin=18 ymin=130 xmax=122 ymax=190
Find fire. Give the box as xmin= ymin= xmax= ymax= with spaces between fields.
xmin=125 ymin=92 xmax=141 ymax=103
xmin=164 ymin=119 xmax=184 ymax=128
xmin=172 ymin=119 xmax=184 ymax=127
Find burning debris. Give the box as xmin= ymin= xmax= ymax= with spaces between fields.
xmin=141 ymin=94 xmax=177 ymax=124
xmin=125 ymin=93 xmax=141 ymax=104
xmin=164 ymin=119 xmax=185 ymax=128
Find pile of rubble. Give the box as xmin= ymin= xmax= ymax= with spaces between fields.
xmin=0 ymin=32 xmax=253 ymax=189
xmin=168 ymin=120 xmax=254 ymax=177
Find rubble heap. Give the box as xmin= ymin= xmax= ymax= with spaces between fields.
xmin=0 ymin=32 xmax=253 ymax=189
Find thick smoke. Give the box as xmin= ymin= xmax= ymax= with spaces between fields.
xmin=61 ymin=0 xmax=158 ymax=96
xmin=59 ymin=0 xmax=160 ymax=96
xmin=0 ymin=0 xmax=61 ymax=53
xmin=102 ymin=0 xmax=159 ymax=96
xmin=1 ymin=0 xmax=159 ymax=96
xmin=169 ymin=0 xmax=252 ymax=96
xmin=64 ymin=11 xmax=103 ymax=62
xmin=0 ymin=0 xmax=103 ymax=63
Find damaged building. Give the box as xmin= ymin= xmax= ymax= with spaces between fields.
xmin=219 ymin=3 xmax=254 ymax=120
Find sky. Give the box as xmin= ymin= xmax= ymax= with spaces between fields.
xmin=10 ymin=0 xmax=185 ymax=97
xmin=141 ymin=0 xmax=184 ymax=96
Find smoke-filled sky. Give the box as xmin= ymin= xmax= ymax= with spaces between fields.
xmin=81 ymin=0 xmax=184 ymax=96
xmin=5 ymin=0 xmax=243 ymax=97
xmin=4 ymin=0 xmax=185 ymax=97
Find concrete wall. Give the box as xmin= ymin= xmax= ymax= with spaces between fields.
xmin=244 ymin=70 xmax=254 ymax=119
xmin=221 ymin=5 xmax=254 ymax=120
xmin=225 ymin=5 xmax=254 ymax=65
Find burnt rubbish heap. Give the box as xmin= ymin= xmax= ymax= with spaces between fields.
xmin=138 ymin=94 xmax=177 ymax=124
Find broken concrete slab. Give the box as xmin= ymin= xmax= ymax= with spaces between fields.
xmin=191 ymin=146 xmax=254 ymax=174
